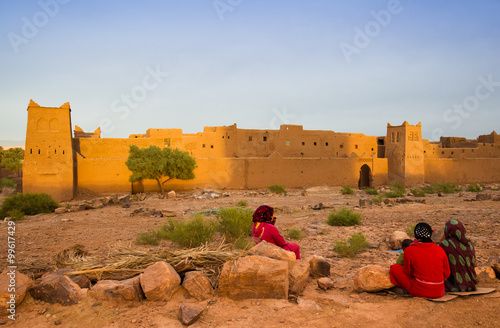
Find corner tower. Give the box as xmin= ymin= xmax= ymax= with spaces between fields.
xmin=385 ymin=121 xmax=424 ymax=185
xmin=23 ymin=100 xmax=74 ymax=201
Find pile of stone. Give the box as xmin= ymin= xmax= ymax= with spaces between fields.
xmin=0 ymin=242 xmax=332 ymax=326
xmin=55 ymin=194 xmax=134 ymax=214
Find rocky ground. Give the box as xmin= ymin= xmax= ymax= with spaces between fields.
xmin=0 ymin=185 xmax=499 ymax=328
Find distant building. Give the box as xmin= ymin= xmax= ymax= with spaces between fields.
xmin=23 ymin=100 xmax=500 ymax=201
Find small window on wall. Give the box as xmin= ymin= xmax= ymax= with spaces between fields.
xmin=202 ymin=144 xmax=206 ymax=148
xmin=63 ymin=150 xmax=65 ymax=155
xmin=314 ymin=142 xmax=317 ymax=146
xmin=38 ymin=149 xmax=40 ymax=154
xmin=211 ymin=145 xmax=214 ymax=149
xmin=325 ymin=142 xmax=329 ymax=146
xmin=30 ymin=149 xmax=32 ymax=154
xmin=391 ymin=133 xmax=395 ymax=143
xmin=397 ymin=132 xmax=401 ymax=142
xmin=302 ymin=142 xmax=305 ymax=146
xmin=285 ymin=140 xmax=290 ymax=146
xmin=249 ymin=136 xmax=253 ymax=141
xmin=263 ymin=136 xmax=267 ymax=141
xmin=164 ymin=138 xmax=171 ymax=147
xmin=340 ymin=144 xmax=344 ymax=149
xmin=355 ymin=145 xmax=358 ymax=149
xmin=442 ymin=151 xmax=445 ymax=154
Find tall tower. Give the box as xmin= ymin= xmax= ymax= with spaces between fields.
xmin=23 ymin=100 xmax=74 ymax=201
xmin=385 ymin=121 xmax=424 ymax=186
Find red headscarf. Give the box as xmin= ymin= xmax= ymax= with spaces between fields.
xmin=252 ymin=205 xmax=275 ymax=224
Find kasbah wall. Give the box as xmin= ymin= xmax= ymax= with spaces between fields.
xmin=22 ymin=100 xmax=500 ymax=202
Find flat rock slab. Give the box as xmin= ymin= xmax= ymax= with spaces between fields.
xmin=426 ymin=288 xmax=496 ymax=302
xmin=448 ymin=287 xmax=496 ymax=296
xmin=426 ymin=294 xmax=458 ymax=302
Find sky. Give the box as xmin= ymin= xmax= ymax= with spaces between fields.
xmin=1 ymin=0 xmax=499 ymax=146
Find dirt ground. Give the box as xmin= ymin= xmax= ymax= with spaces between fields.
xmin=1 ymin=185 xmax=499 ymax=328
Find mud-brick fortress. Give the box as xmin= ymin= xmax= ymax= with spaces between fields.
xmin=23 ymin=100 xmax=500 ymax=201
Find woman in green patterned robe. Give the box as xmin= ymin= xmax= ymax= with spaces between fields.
xmin=439 ymin=220 xmax=478 ymax=292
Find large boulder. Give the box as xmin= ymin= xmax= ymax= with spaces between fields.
xmin=289 ymin=260 xmax=310 ymax=295
xmin=307 ymin=255 xmax=331 ymax=278
xmin=0 ymin=270 xmax=33 ymax=316
xmin=29 ymin=273 xmax=81 ymax=305
xmin=89 ymin=276 xmax=144 ymax=305
xmin=182 ymin=271 xmax=214 ymax=301
xmin=388 ymin=231 xmax=410 ymax=250
xmin=475 ymin=266 xmax=497 ymax=281
xmin=486 ymin=256 xmax=500 ymax=277
xmin=218 ymin=255 xmax=289 ymax=300
xmin=247 ymin=241 xmax=296 ymax=264
xmin=139 ymin=261 xmax=181 ymax=301
xmin=353 ymin=265 xmax=394 ymax=292
xmin=53 ymin=269 xmax=91 ymax=289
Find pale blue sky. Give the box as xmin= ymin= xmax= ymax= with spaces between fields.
xmin=1 ymin=0 xmax=499 ymax=145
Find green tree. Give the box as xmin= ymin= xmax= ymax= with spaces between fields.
xmin=0 ymin=147 xmax=24 ymax=173
xmin=125 ymin=145 xmax=197 ymax=193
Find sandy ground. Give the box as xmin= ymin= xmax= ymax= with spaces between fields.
xmin=1 ymin=185 xmax=499 ymax=328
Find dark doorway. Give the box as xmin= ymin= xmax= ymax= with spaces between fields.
xmin=358 ymin=164 xmax=372 ymax=188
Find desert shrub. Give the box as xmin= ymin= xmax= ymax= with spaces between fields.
xmin=372 ymin=195 xmax=385 ymax=204
xmin=6 ymin=209 xmax=24 ymax=221
xmin=411 ymin=188 xmax=426 ymax=197
xmin=406 ymin=224 xmax=416 ymax=238
xmin=422 ymin=182 xmax=460 ymax=194
xmin=326 ymin=208 xmax=361 ymax=226
xmin=340 ymin=185 xmax=354 ymax=195
xmin=267 ymin=185 xmax=286 ymax=195
xmin=162 ymin=216 xmax=216 ymax=248
xmin=286 ymin=228 xmax=303 ymax=240
xmin=217 ymin=207 xmax=254 ymax=242
xmin=0 ymin=178 xmax=16 ymax=189
xmin=384 ymin=182 xmax=406 ymax=198
xmin=234 ymin=237 xmax=254 ymax=250
xmin=364 ymin=188 xmax=379 ymax=195
xmin=135 ymin=229 xmax=162 ymax=246
xmin=334 ymin=233 xmax=369 ymax=257
xmin=0 ymin=193 xmax=60 ymax=219
xmin=466 ymin=183 xmax=482 ymax=192
xmin=236 ymin=200 xmax=248 ymax=207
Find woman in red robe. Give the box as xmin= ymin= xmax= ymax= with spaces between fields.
xmin=389 ymin=222 xmax=450 ymax=298
xmin=252 ymin=205 xmax=301 ymax=259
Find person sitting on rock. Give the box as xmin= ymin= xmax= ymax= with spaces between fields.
xmin=389 ymin=222 xmax=450 ymax=298
xmin=252 ymin=205 xmax=301 ymax=259
xmin=439 ymin=219 xmax=478 ymax=292
xmin=395 ymin=239 xmax=414 ymax=266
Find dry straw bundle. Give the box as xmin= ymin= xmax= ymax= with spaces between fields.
xmin=56 ymin=241 xmax=242 ymax=286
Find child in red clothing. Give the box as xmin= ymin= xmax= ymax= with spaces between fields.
xmin=389 ymin=222 xmax=450 ymax=298
xmin=252 ymin=205 xmax=301 ymax=259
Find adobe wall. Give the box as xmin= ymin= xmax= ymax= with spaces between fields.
xmin=76 ymin=153 xmax=388 ymax=193
xmin=424 ymin=158 xmax=500 ymax=184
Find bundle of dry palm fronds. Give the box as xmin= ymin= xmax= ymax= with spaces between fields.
xmin=56 ymin=241 xmax=242 ymax=286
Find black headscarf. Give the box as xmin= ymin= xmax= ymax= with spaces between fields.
xmin=414 ymin=222 xmax=433 ymax=243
